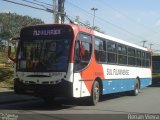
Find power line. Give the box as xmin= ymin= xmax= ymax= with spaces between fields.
xmin=66 ymin=1 xmax=160 ymax=47
xmin=66 ymin=1 xmax=149 ymax=41
xmin=2 ymin=0 xmax=160 ymax=46
xmin=2 ymin=0 xmax=53 ymax=13
xmin=21 ymin=0 xmax=50 ymax=9
xmin=32 ymin=0 xmax=52 ymax=7
xmin=100 ymin=0 xmax=160 ymax=41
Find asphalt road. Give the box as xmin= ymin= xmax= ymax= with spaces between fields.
xmin=0 ymin=85 xmax=160 ymax=120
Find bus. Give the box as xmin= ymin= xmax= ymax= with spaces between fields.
xmin=152 ymin=55 xmax=160 ymax=85
xmin=8 ymin=24 xmax=152 ymax=105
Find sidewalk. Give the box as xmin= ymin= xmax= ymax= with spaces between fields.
xmin=0 ymin=88 xmax=37 ymax=104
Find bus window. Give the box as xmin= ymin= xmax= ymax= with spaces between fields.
xmin=17 ymin=39 xmax=71 ymax=72
xmin=118 ymin=44 xmax=127 ymax=65
xmin=94 ymin=37 xmax=106 ymax=63
xmin=74 ymin=33 xmax=92 ymax=71
xmin=128 ymin=47 xmax=136 ymax=66
xmin=136 ymin=50 xmax=141 ymax=66
xmin=141 ymin=51 xmax=146 ymax=67
xmin=107 ymin=41 xmax=117 ymax=64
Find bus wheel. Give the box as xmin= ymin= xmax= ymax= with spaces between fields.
xmin=89 ymin=81 xmax=100 ymax=106
xmin=132 ymin=79 xmax=140 ymax=96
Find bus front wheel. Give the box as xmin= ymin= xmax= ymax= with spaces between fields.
xmin=88 ymin=81 xmax=100 ymax=106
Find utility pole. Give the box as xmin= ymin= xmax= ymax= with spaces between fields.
xmin=91 ymin=8 xmax=98 ymax=27
xmin=53 ymin=0 xmax=57 ymax=23
xmin=149 ymin=43 xmax=153 ymax=49
xmin=142 ymin=40 xmax=147 ymax=47
xmin=53 ymin=0 xmax=65 ymax=23
xmin=58 ymin=0 xmax=65 ymax=24
xmin=54 ymin=0 xmax=65 ymax=24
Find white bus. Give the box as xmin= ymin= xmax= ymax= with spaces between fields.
xmin=8 ymin=24 xmax=152 ymax=105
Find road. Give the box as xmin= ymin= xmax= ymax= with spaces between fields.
xmin=0 ymin=85 xmax=160 ymax=120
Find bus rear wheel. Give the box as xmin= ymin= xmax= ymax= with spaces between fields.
xmin=131 ymin=79 xmax=140 ymax=96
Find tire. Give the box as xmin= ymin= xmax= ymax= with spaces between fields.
xmin=88 ymin=81 xmax=100 ymax=106
xmin=131 ymin=79 xmax=140 ymax=96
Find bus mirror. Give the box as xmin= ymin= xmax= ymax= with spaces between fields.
xmin=8 ymin=37 xmax=19 ymax=62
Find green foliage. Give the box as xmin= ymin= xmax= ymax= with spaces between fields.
xmin=0 ymin=52 xmax=8 ymax=64
xmin=152 ymin=52 xmax=160 ymax=56
xmin=0 ymin=67 xmax=14 ymax=89
xmin=0 ymin=67 xmax=13 ymax=82
xmin=0 ymin=12 xmax=44 ymax=39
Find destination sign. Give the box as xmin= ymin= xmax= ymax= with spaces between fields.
xmin=33 ymin=29 xmax=61 ymax=36
xmin=21 ymin=26 xmax=73 ymax=40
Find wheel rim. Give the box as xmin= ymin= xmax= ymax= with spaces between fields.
xmin=135 ymin=84 xmax=139 ymax=95
xmin=93 ymin=83 xmax=99 ymax=103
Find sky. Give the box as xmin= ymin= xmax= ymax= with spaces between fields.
xmin=1 ymin=0 xmax=160 ymax=51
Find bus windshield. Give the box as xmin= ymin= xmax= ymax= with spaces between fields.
xmin=17 ymin=39 xmax=71 ymax=72
xmin=17 ymin=25 xmax=73 ymax=72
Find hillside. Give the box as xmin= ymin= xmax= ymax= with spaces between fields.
xmin=0 ymin=12 xmax=44 ymax=39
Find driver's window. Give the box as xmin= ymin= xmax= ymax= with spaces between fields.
xmin=74 ymin=33 xmax=92 ymax=71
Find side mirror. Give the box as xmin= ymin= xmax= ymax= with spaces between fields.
xmin=8 ymin=37 xmax=19 ymax=62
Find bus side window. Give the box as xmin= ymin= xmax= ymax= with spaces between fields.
xmin=94 ymin=37 xmax=107 ymax=63
xmin=136 ymin=50 xmax=141 ymax=66
xmin=107 ymin=41 xmax=117 ymax=64
xmin=74 ymin=33 xmax=92 ymax=71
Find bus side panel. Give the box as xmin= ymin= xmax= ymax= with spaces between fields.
xmin=73 ymin=73 xmax=90 ymax=98
xmin=73 ymin=48 xmax=105 ymax=98
xmin=102 ymin=79 xmax=135 ymax=94
xmin=140 ymin=78 xmax=152 ymax=88
xmin=102 ymin=78 xmax=151 ymax=95
xmin=102 ymin=64 xmax=152 ymax=95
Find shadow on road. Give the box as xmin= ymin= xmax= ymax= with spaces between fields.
xmin=149 ymin=83 xmax=160 ymax=87
xmin=0 ymin=91 xmax=132 ymax=111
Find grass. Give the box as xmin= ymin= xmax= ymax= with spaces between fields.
xmin=0 ymin=67 xmax=14 ymax=89
xmin=0 ymin=50 xmax=15 ymax=89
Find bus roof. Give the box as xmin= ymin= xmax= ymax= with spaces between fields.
xmin=21 ymin=23 xmax=149 ymax=52
xmin=70 ymin=24 xmax=148 ymax=51
xmin=94 ymin=31 xmax=148 ymax=51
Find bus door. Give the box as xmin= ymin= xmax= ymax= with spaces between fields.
xmin=73 ymin=33 xmax=93 ymax=97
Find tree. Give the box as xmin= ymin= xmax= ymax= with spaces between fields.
xmin=0 ymin=12 xmax=44 ymax=39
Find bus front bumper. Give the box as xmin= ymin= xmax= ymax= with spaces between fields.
xmin=14 ymin=78 xmax=73 ymax=98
